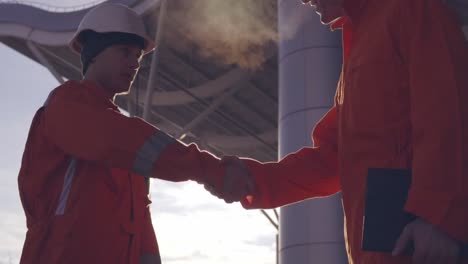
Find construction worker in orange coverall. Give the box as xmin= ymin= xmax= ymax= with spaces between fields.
xmin=17 ymin=3 xmax=251 ymax=264
xmin=207 ymin=0 xmax=468 ymax=263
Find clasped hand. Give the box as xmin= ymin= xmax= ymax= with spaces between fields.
xmin=204 ymin=156 xmax=254 ymax=203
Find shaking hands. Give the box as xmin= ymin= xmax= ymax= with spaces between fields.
xmin=205 ymin=156 xmax=255 ymax=203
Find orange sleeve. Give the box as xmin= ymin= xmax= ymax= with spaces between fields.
xmin=241 ymin=107 xmax=340 ymax=209
xmin=44 ymin=85 xmax=224 ymax=190
xmin=399 ymin=0 xmax=468 ymax=242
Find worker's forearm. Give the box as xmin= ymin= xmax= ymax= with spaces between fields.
xmin=241 ymin=146 xmax=340 ymax=209
xmin=151 ymin=140 xmax=225 ymax=190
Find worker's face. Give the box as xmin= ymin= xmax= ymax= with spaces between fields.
xmin=301 ymin=0 xmax=345 ymax=24
xmin=92 ymin=44 xmax=143 ymax=96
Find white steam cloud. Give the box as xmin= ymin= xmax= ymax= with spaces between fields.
xmin=164 ymin=0 xmax=279 ymax=69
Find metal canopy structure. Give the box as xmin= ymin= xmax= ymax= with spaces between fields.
xmin=0 ymin=0 xmax=280 ymax=162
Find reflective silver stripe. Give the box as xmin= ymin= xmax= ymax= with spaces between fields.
xmin=55 ymin=158 xmax=77 ymax=215
xmin=133 ymin=130 xmax=176 ymax=177
xmin=140 ymin=254 xmax=162 ymax=264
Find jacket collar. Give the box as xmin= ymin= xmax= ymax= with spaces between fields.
xmin=331 ymin=0 xmax=368 ymax=30
xmin=343 ymin=0 xmax=368 ymax=21
xmin=80 ymin=79 xmax=119 ymax=111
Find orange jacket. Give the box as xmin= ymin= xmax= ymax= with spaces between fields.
xmin=18 ymin=80 xmax=225 ymax=264
xmin=241 ymin=0 xmax=468 ymax=263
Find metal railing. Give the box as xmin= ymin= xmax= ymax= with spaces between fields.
xmin=0 ymin=0 xmax=107 ymax=12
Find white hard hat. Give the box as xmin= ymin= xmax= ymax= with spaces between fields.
xmin=69 ymin=3 xmax=155 ymax=55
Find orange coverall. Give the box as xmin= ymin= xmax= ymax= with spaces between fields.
xmin=18 ymin=80 xmax=225 ymax=264
xmin=241 ymin=0 xmax=468 ymax=263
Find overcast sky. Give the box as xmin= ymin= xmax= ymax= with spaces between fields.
xmin=0 ymin=1 xmax=277 ymax=263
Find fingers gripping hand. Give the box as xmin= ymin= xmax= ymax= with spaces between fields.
xmin=203 ymin=156 xmax=254 ymax=202
xmin=221 ymin=156 xmax=255 ymax=203
xmin=204 ymin=183 xmax=222 ymax=199
xmin=392 ymin=218 xmax=461 ymax=264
